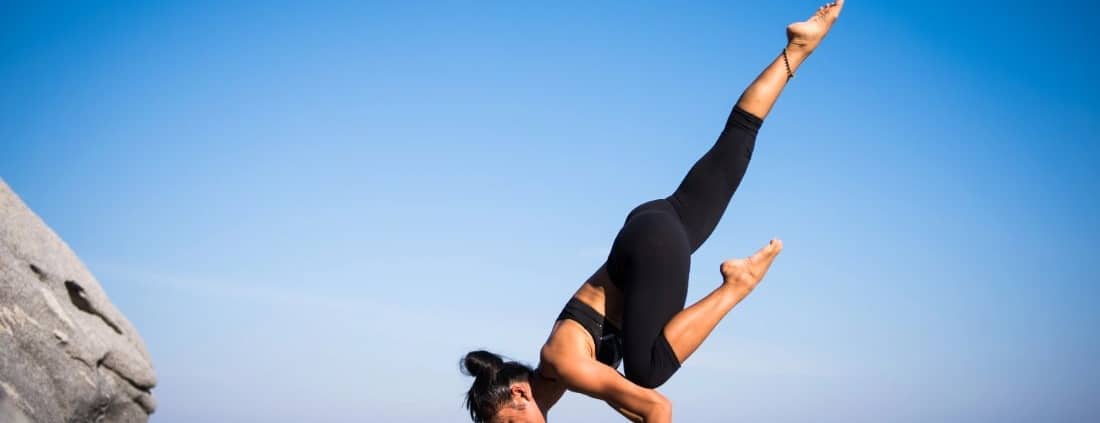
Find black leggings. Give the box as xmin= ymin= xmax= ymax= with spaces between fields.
xmin=605 ymin=106 xmax=762 ymax=388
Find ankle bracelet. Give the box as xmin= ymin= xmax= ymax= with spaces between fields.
xmin=782 ymin=47 xmax=795 ymax=80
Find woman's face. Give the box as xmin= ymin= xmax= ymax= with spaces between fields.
xmin=491 ymin=382 xmax=546 ymax=423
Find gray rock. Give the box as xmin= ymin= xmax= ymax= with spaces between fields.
xmin=0 ymin=179 xmax=156 ymax=422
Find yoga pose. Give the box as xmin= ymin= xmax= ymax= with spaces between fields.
xmin=461 ymin=2 xmax=844 ymax=422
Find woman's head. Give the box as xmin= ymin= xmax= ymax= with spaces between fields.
xmin=461 ymin=350 xmax=543 ymax=423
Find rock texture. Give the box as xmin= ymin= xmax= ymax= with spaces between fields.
xmin=0 ymin=179 xmax=156 ymax=422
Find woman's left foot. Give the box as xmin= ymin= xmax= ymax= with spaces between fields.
xmin=786 ymin=0 xmax=845 ymax=54
xmin=720 ymin=239 xmax=783 ymax=293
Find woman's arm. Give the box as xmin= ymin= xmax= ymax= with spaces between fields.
xmin=606 ymin=400 xmax=645 ymax=422
xmin=552 ymin=357 xmax=671 ymax=422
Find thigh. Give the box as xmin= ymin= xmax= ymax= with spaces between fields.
xmin=607 ymin=200 xmax=691 ymax=298
xmin=605 ymin=202 xmax=691 ymax=372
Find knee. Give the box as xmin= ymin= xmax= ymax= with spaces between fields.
xmin=624 ymin=358 xmax=679 ymax=389
xmin=624 ymin=335 xmax=682 ymax=389
xmin=632 ymin=374 xmax=667 ymax=390
xmin=626 ymin=367 xmax=672 ymax=389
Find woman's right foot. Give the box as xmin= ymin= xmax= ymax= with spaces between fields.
xmin=720 ymin=239 xmax=783 ymax=293
xmin=786 ymin=0 xmax=844 ymax=54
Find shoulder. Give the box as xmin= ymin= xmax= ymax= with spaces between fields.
xmin=539 ymin=319 xmax=595 ymax=379
xmin=532 ymin=320 xmax=593 ymax=416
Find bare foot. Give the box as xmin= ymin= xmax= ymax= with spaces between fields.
xmin=720 ymin=239 xmax=783 ymax=293
xmin=786 ymin=0 xmax=844 ymax=54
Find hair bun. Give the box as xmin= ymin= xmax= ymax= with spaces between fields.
xmin=460 ymin=350 xmax=535 ymax=422
xmin=462 ymin=350 xmax=504 ymax=380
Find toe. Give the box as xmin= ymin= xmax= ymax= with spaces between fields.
xmin=754 ymin=239 xmax=783 ymax=261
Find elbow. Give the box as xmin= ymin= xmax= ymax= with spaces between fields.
xmin=644 ymin=395 xmax=672 ymax=423
xmin=649 ymin=395 xmax=672 ymax=422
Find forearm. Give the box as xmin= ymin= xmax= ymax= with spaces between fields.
xmin=552 ymin=353 xmax=671 ymax=423
xmin=643 ymin=397 xmax=672 ymax=423
xmin=606 ymin=390 xmax=670 ymax=422
xmin=608 ymin=401 xmax=644 ymax=422
xmin=642 ymin=394 xmax=672 ymax=423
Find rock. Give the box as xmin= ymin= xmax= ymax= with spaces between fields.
xmin=0 ymin=179 xmax=156 ymax=422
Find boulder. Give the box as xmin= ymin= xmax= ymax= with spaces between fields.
xmin=0 ymin=179 xmax=156 ymax=422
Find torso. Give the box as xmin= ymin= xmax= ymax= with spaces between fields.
xmin=570 ymin=265 xmax=624 ymax=326
xmin=533 ymin=265 xmax=626 ymax=412
xmin=556 ymin=297 xmax=623 ymax=367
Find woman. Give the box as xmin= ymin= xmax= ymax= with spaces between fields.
xmin=461 ymin=2 xmax=844 ymax=421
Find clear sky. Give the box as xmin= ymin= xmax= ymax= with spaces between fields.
xmin=2 ymin=1 xmax=1098 ymax=422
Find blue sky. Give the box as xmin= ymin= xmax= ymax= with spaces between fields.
xmin=2 ymin=1 xmax=1098 ymax=422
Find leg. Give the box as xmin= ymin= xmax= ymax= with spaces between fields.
xmin=661 ymin=0 xmax=844 ymax=363
xmin=661 ymin=240 xmax=781 ymax=363
xmin=664 ymin=106 xmax=760 ymax=253
xmin=614 ymin=1 xmax=845 ymax=376
xmin=606 ymin=202 xmax=692 ymax=389
xmin=738 ymin=0 xmax=845 ymax=119
xmin=606 ymin=208 xmax=782 ymax=388
xmin=667 ymin=0 xmax=845 ymax=251
xmin=607 ymin=205 xmax=784 ymax=388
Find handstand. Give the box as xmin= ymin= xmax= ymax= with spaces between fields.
xmin=461 ymin=2 xmax=844 ymax=422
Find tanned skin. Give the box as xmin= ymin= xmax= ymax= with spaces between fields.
xmin=494 ymin=2 xmax=845 ymax=422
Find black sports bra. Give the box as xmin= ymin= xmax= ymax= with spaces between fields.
xmin=556 ymin=297 xmax=623 ymax=368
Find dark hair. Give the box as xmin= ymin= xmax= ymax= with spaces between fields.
xmin=460 ymin=350 xmax=534 ymax=423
